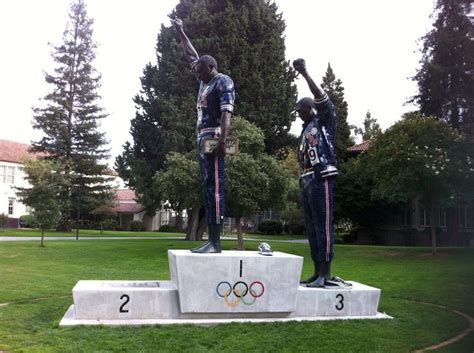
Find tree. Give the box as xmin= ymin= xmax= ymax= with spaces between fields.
xmin=90 ymin=205 xmax=117 ymax=235
xmin=353 ymin=111 xmax=382 ymax=141
xmin=321 ymin=63 xmax=351 ymax=163
xmin=154 ymin=117 xmax=290 ymax=246
xmin=116 ymin=0 xmax=297 ymax=213
xmin=334 ymin=155 xmax=399 ymax=229
xmin=0 ymin=213 xmax=8 ymax=231
xmin=154 ymin=152 xmax=204 ymax=240
xmin=411 ymin=0 xmax=474 ymax=139
xmin=31 ymin=0 xmax=114 ymax=231
xmin=365 ymin=113 xmax=473 ymax=254
xmin=225 ymin=117 xmax=289 ymax=248
xmin=16 ymin=159 xmax=64 ymax=247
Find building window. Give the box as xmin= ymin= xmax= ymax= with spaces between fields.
xmin=461 ymin=203 xmax=473 ymax=228
xmin=419 ymin=202 xmax=431 ymax=227
xmin=400 ymin=209 xmax=411 ymax=226
xmin=0 ymin=165 xmax=15 ymax=184
xmin=439 ymin=208 xmax=447 ymax=227
xmin=8 ymin=199 xmax=14 ymax=216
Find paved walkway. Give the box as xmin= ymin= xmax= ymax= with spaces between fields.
xmin=0 ymin=236 xmax=308 ymax=243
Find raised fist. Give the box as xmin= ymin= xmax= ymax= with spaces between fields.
xmin=293 ymin=58 xmax=306 ymax=74
xmin=171 ymin=18 xmax=183 ymax=32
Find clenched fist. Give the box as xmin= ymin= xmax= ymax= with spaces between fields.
xmin=293 ymin=58 xmax=307 ymax=74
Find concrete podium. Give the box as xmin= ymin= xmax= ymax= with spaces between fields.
xmin=60 ymin=250 xmax=391 ymax=326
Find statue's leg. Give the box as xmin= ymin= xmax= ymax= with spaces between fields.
xmin=192 ymin=152 xmax=223 ymax=253
xmin=300 ymin=175 xmax=320 ymax=284
xmin=307 ymin=176 xmax=335 ymax=288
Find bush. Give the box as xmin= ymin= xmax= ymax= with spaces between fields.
xmin=130 ymin=220 xmax=146 ymax=232
xmin=99 ymin=219 xmax=119 ymax=231
xmin=285 ymin=223 xmax=305 ymax=235
xmin=257 ymin=220 xmax=283 ymax=235
xmin=19 ymin=214 xmax=38 ymax=228
xmin=157 ymin=224 xmax=181 ymax=233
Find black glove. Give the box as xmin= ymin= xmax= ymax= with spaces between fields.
xmin=292 ymin=58 xmax=306 ymax=74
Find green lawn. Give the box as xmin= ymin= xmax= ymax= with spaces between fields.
xmin=0 ymin=228 xmax=307 ymax=241
xmin=0 ymin=239 xmax=473 ymax=352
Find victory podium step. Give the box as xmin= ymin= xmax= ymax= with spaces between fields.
xmin=60 ymin=250 xmax=391 ymax=325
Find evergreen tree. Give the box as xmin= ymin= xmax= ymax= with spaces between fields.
xmin=31 ymin=0 xmax=114 ymax=229
xmin=321 ymin=63 xmax=351 ymax=163
xmin=116 ymin=0 xmax=297 ymax=212
xmin=411 ymin=0 xmax=474 ymax=140
xmin=353 ymin=110 xmax=382 ymax=140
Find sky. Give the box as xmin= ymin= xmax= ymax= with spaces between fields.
xmin=0 ymin=0 xmax=435 ymax=166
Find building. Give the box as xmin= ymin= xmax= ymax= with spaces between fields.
xmin=0 ymin=139 xmax=179 ymax=231
xmin=0 ymin=139 xmax=33 ymax=227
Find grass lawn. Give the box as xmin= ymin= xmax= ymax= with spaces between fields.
xmin=0 ymin=228 xmax=307 ymax=241
xmin=0 ymin=239 xmax=473 ymax=352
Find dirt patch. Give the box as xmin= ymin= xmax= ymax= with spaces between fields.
xmin=0 ymin=303 xmax=9 ymax=308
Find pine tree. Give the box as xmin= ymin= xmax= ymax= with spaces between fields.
xmin=411 ymin=0 xmax=474 ymax=140
xmin=116 ymin=0 xmax=297 ymax=212
xmin=353 ymin=110 xmax=382 ymax=141
xmin=31 ymin=0 xmax=113 ymax=230
xmin=321 ymin=63 xmax=351 ymax=163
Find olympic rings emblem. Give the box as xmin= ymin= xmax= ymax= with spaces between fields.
xmin=216 ymin=281 xmax=265 ymax=307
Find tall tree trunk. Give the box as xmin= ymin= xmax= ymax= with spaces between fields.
xmin=186 ymin=208 xmax=200 ymax=241
xmin=197 ymin=211 xmax=207 ymax=241
xmin=428 ymin=193 xmax=437 ymax=255
xmin=175 ymin=210 xmax=183 ymax=231
xmin=236 ymin=217 xmax=245 ymax=250
xmin=75 ymin=209 xmax=80 ymax=240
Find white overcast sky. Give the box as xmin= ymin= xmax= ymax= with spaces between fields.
xmin=0 ymin=0 xmax=435 ymax=166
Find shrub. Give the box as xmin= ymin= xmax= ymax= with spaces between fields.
xmin=0 ymin=213 xmax=9 ymax=229
xmin=130 ymin=220 xmax=146 ymax=232
xmin=19 ymin=214 xmax=38 ymax=228
xmin=286 ymin=223 xmax=305 ymax=235
xmin=257 ymin=220 xmax=283 ymax=235
xmin=99 ymin=219 xmax=118 ymax=231
xmin=157 ymin=224 xmax=181 ymax=233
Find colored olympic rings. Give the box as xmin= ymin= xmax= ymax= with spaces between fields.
xmin=216 ymin=280 xmax=265 ymax=307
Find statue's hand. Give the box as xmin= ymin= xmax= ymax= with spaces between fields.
xmin=213 ymin=140 xmax=227 ymax=158
xmin=293 ymin=58 xmax=307 ymax=74
xmin=171 ymin=18 xmax=183 ymax=32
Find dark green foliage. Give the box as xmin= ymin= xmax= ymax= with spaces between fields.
xmin=15 ymin=159 xmax=65 ymax=245
xmin=116 ymin=0 xmax=297 ymax=212
xmin=411 ymin=0 xmax=474 ymax=139
xmin=19 ymin=215 xmax=38 ymax=228
xmin=284 ymin=222 xmax=305 ymax=235
xmin=334 ymin=156 xmax=398 ymax=226
xmin=257 ymin=219 xmax=283 ymax=235
xmin=0 ymin=213 xmax=8 ymax=229
xmin=157 ymin=224 xmax=181 ymax=233
xmin=321 ymin=63 xmax=351 ymax=163
xmin=129 ymin=220 xmax=146 ymax=232
xmin=30 ymin=0 xmax=114 ymax=228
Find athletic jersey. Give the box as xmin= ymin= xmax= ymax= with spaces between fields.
xmin=298 ymin=94 xmax=338 ymax=178
xmin=196 ymin=73 xmax=235 ymax=130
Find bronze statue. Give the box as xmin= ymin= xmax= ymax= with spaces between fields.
xmin=173 ymin=18 xmax=236 ymax=253
xmin=293 ymin=58 xmax=349 ymax=288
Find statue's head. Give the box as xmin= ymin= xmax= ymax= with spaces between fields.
xmin=295 ymin=97 xmax=317 ymax=122
xmin=193 ymin=55 xmax=218 ymax=83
